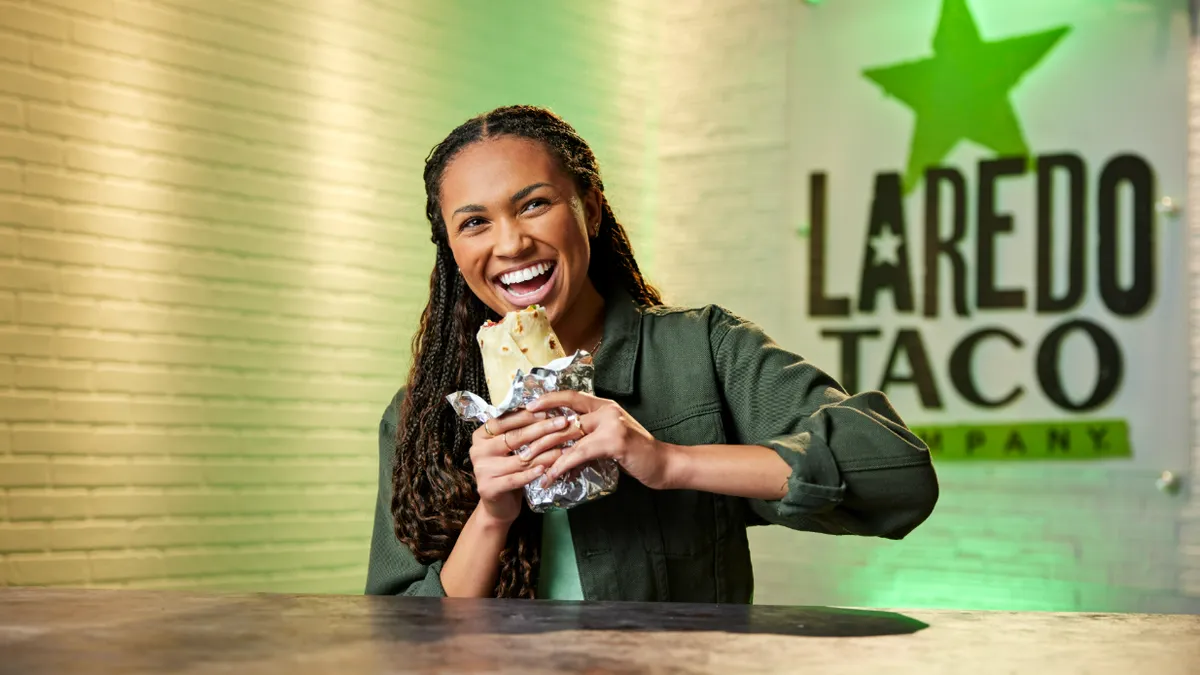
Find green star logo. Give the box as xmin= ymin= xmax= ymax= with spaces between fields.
xmin=863 ymin=0 xmax=1070 ymax=191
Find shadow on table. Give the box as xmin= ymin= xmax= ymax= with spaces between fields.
xmin=0 ymin=590 xmax=926 ymax=675
xmin=369 ymin=597 xmax=929 ymax=641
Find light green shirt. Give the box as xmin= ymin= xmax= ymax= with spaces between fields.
xmin=536 ymin=508 xmax=584 ymax=600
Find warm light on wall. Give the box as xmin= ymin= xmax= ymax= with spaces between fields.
xmin=0 ymin=0 xmax=660 ymax=594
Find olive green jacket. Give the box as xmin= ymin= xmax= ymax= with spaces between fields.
xmin=365 ymin=290 xmax=938 ymax=602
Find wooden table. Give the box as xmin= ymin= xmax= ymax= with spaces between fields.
xmin=1 ymin=588 xmax=1197 ymax=674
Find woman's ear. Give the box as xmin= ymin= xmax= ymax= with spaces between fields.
xmin=584 ymin=188 xmax=603 ymax=238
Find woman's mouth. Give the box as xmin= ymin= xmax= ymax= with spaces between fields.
xmin=494 ymin=261 xmax=558 ymax=308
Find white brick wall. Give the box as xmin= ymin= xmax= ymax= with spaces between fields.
xmin=1182 ymin=4 xmax=1200 ymax=603
xmin=654 ymin=0 xmax=792 ymax=342
xmin=0 ymin=0 xmax=654 ymax=593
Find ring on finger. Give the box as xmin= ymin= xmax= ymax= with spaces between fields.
xmin=502 ymin=431 xmax=514 ymax=452
xmin=572 ymin=417 xmax=586 ymax=438
xmin=483 ymin=420 xmax=496 ymax=437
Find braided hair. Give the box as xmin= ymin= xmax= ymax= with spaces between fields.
xmin=392 ymin=105 xmax=662 ymax=598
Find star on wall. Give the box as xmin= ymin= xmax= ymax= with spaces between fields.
xmin=862 ymin=0 xmax=1070 ymax=192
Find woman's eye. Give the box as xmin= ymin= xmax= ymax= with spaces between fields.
xmin=459 ymin=217 xmax=485 ymax=231
xmin=523 ymin=198 xmax=550 ymax=213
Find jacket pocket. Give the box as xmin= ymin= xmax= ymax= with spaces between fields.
xmin=647 ymin=407 xmax=726 ymax=557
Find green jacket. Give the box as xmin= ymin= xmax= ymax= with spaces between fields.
xmin=365 ymin=290 xmax=938 ymax=602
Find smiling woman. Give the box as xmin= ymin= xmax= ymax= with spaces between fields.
xmin=440 ymin=135 xmax=606 ymax=356
xmin=365 ymin=105 xmax=940 ymax=602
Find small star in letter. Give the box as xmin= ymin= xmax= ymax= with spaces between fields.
xmin=869 ymin=229 xmax=904 ymax=267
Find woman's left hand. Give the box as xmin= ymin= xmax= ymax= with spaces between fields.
xmin=525 ymin=391 xmax=675 ymax=490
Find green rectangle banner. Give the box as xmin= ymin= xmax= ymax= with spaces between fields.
xmin=908 ymin=419 xmax=1130 ymax=461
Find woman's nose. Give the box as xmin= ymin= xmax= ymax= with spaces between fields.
xmin=492 ymin=218 xmax=533 ymax=258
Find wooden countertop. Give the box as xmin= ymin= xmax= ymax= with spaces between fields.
xmin=1 ymin=588 xmax=1197 ymax=674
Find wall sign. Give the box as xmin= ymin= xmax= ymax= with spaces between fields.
xmin=789 ymin=0 xmax=1188 ymax=462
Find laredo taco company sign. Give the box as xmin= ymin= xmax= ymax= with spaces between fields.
xmin=789 ymin=0 xmax=1188 ymax=462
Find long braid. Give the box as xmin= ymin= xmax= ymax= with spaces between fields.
xmin=392 ymin=105 xmax=661 ymax=598
xmin=592 ymin=199 xmax=661 ymax=306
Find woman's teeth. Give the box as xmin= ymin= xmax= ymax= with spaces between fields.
xmin=499 ymin=262 xmax=553 ymax=287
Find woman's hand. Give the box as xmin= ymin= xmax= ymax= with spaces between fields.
xmin=469 ymin=411 xmax=570 ymax=525
xmin=525 ymin=391 xmax=675 ymax=489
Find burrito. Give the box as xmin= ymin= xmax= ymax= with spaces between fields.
xmin=448 ymin=305 xmax=618 ymax=511
xmin=477 ymin=305 xmax=566 ymax=405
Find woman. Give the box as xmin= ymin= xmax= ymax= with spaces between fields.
xmin=366 ymin=105 xmax=938 ymax=602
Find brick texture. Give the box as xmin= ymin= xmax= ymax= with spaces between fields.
xmin=0 ymin=0 xmax=654 ymax=593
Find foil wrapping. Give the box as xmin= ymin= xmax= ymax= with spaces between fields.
xmin=445 ymin=350 xmax=619 ymax=513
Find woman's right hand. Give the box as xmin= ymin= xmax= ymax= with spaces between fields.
xmin=469 ymin=411 xmax=570 ymax=525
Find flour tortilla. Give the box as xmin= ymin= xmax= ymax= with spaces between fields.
xmin=477 ymin=305 xmax=566 ymax=405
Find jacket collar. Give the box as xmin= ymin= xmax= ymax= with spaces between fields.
xmin=593 ymin=286 xmax=642 ymax=397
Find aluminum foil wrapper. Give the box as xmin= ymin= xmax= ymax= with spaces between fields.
xmin=445 ymin=350 xmax=619 ymax=513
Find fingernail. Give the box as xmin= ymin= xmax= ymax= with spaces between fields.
xmin=533 ymin=465 xmax=545 ymax=474
xmin=533 ymin=411 xmax=548 ymax=420
xmin=518 ymin=446 xmax=533 ymax=460
xmin=551 ymin=417 xmax=567 ymax=429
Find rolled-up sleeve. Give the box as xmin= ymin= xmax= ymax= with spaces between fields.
xmin=709 ymin=308 xmax=938 ymax=540
xmin=364 ymin=389 xmax=449 ymax=596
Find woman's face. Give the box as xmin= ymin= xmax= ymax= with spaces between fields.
xmin=440 ymin=136 xmax=601 ymax=325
